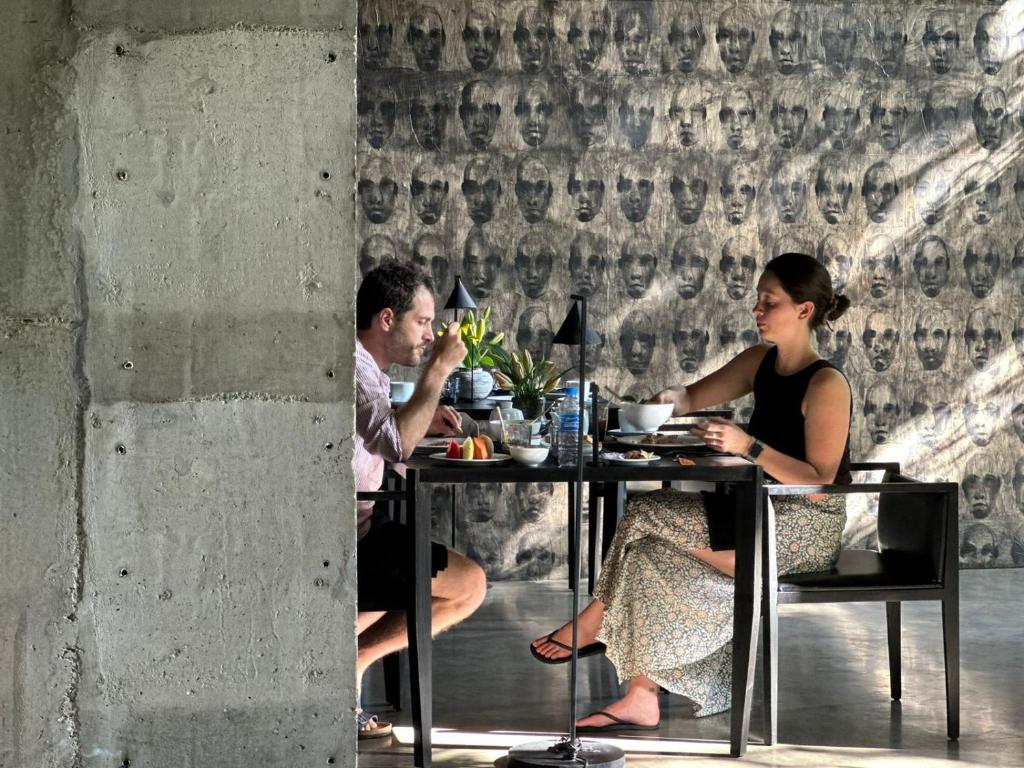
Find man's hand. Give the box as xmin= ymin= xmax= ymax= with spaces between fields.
xmin=428 ymin=405 xmax=462 ymax=436
xmin=429 ymin=322 xmax=467 ymax=377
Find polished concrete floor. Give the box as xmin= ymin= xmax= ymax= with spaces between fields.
xmin=358 ymin=568 xmax=1024 ymax=767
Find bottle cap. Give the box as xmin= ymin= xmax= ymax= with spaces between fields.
xmin=564 ymin=387 xmax=579 ymax=397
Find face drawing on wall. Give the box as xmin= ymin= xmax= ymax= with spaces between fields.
xmin=964 ymin=233 xmax=1001 ymax=299
xmin=463 ymin=5 xmax=500 ymax=71
xmin=769 ymin=159 xmax=807 ymax=224
xmin=923 ymin=10 xmax=959 ymax=75
xmin=924 ymin=86 xmax=960 ymax=149
xmin=614 ymin=4 xmax=652 ymax=76
xmin=619 ymin=87 xmax=655 ymax=150
xmin=863 ymin=382 xmax=900 ymax=445
xmin=770 ymin=86 xmax=808 ymax=150
xmin=463 ymin=228 xmax=501 ymax=299
xmin=769 ymin=7 xmax=806 ymax=75
xmin=872 ymin=11 xmax=906 ymax=76
xmin=516 ymin=306 xmax=554 ymax=362
xmin=973 ymin=87 xmax=1007 ymax=150
xmin=721 ymin=162 xmax=756 ymax=225
xmin=974 ymin=12 xmax=1007 ymax=75
xmin=861 ymin=161 xmax=898 ymax=224
xmin=671 ymin=234 xmax=709 ymax=299
xmin=358 ymin=156 xmax=398 ymax=224
xmin=515 ymin=156 xmax=552 ymax=223
xmin=1013 ymin=313 xmax=1024 ymax=363
xmin=1016 ymin=166 xmax=1024 ymax=223
xmin=515 ymin=79 xmax=553 ymax=148
xmin=821 ymin=88 xmax=860 ymax=150
xmin=359 ymin=6 xmax=393 ymax=69
xmin=514 ymin=232 xmax=555 ymax=300
xmin=410 ymin=92 xmax=449 ymax=151
xmin=962 ymin=162 xmax=1001 ymax=226
xmin=568 ymin=5 xmax=610 ymax=75
xmin=814 ymin=325 xmax=851 ymax=369
xmin=669 ymin=83 xmax=707 ymax=149
xmin=962 ymin=453 xmax=1001 ymax=519
xmin=716 ymin=5 xmax=755 ymax=74
xmin=719 ymin=309 xmax=759 ymax=351
xmin=410 ymin=158 xmax=448 ymax=225
xmin=964 ymin=399 xmax=1001 ymax=447
xmin=617 ymin=160 xmax=655 ymax=223
xmin=573 ymin=321 xmax=607 ymax=375
xmin=569 ymin=82 xmax=608 ymax=148
xmin=359 ymin=234 xmax=397 ymax=277
xmin=720 ymin=236 xmax=757 ymax=300
xmin=429 ymin=484 xmax=452 ymax=538
xmin=815 ymin=155 xmax=853 ymax=225
xmin=821 ymin=7 xmax=858 ymax=77
xmin=462 ymin=157 xmax=501 ymax=225
xmin=909 ymin=385 xmax=952 ymax=447
xmin=862 ymin=310 xmax=899 ymax=372
xmin=461 ymin=483 xmax=503 ymax=567
xmin=960 ymin=523 xmax=998 ymax=567
xmin=1014 ymin=457 xmax=1024 ymax=509
xmin=670 ymin=159 xmax=709 ymax=224
xmin=459 ymin=80 xmax=500 ymax=150
xmin=863 ymin=234 xmax=899 ymax=300
xmin=912 ymin=306 xmax=952 ymax=371
xmin=357 ymin=85 xmax=396 ymax=149
xmin=672 ymin=314 xmax=709 ymax=374
xmin=666 ymin=4 xmax=705 ymax=74
xmin=620 ymin=310 xmax=656 ymax=375
xmin=1014 ymin=402 xmax=1024 ymax=444
xmin=913 ymin=173 xmax=950 ymax=225
xmin=965 ymin=307 xmax=1004 ymax=372
xmin=514 ymin=481 xmax=554 ymax=524
xmin=514 ymin=5 xmax=552 ymax=74
xmin=568 ymin=156 xmax=605 ymax=223
xmin=407 ymin=6 xmax=445 ymax=72
xmin=618 ymin=234 xmax=657 ymax=299
xmin=869 ymin=87 xmax=908 ymax=151
xmin=913 ymin=235 xmax=949 ymax=298
xmin=412 ymin=233 xmax=451 ymax=291
xmin=719 ymin=87 xmax=756 ymax=151
xmin=569 ymin=231 xmax=606 ymax=298
xmin=817 ymin=234 xmax=852 ymax=294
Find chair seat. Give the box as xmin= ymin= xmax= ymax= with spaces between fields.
xmin=778 ymin=549 xmax=940 ymax=592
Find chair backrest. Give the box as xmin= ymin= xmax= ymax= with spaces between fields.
xmin=876 ymin=471 xmax=951 ymax=583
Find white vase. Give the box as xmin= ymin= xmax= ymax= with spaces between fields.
xmin=454 ymin=369 xmax=494 ymax=401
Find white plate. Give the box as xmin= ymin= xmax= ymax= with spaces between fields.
xmin=602 ymin=451 xmax=659 ymax=464
xmin=428 ymin=452 xmax=512 ymax=465
xmin=611 ymin=432 xmax=705 ymax=448
xmin=415 ymin=438 xmax=456 ymax=454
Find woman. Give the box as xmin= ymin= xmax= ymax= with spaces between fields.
xmin=531 ymin=252 xmax=852 ymax=731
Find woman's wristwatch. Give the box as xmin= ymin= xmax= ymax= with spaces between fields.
xmin=745 ymin=438 xmax=765 ymax=460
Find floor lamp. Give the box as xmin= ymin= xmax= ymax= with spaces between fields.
xmin=508 ymin=295 xmax=625 ymax=768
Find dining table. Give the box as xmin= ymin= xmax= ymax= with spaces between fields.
xmin=360 ymin=449 xmax=768 ymax=767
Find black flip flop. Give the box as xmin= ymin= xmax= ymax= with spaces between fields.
xmin=529 ymin=633 xmax=606 ymax=665
xmin=576 ymin=710 xmax=660 ymax=734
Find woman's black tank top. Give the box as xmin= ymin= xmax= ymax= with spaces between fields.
xmin=747 ymin=346 xmax=852 ymax=485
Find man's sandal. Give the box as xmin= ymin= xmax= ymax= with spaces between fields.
xmin=357 ymin=708 xmax=393 ymax=740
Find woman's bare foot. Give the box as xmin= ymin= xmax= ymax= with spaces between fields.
xmin=531 ymin=599 xmax=605 ymax=661
xmin=577 ymin=676 xmax=660 ymax=729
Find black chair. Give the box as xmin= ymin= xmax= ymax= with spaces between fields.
xmin=759 ymin=462 xmax=959 ymax=745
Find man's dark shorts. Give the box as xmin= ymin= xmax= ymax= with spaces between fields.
xmin=357 ymin=519 xmax=449 ymax=608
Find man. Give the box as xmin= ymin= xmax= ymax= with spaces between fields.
xmin=354 ymin=263 xmax=486 ymax=736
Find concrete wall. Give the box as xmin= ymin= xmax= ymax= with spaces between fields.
xmin=1 ymin=2 xmax=359 ymax=766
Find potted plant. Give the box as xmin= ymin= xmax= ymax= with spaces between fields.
xmin=453 ymin=307 xmax=504 ymax=401
xmin=492 ymin=348 xmax=565 ymax=420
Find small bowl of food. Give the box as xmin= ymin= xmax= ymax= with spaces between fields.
xmin=510 ymin=443 xmax=550 ymax=466
xmin=617 ymin=402 xmax=674 ymax=433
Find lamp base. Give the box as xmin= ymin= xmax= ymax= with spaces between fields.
xmin=508 ymin=738 xmax=625 ymax=768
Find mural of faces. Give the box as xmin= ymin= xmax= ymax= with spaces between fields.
xmin=568 ymin=231 xmax=607 ymax=298
xmin=821 ymin=87 xmax=859 ymax=150
xmin=770 ymin=87 xmax=808 ymax=149
xmin=568 ymin=156 xmax=605 ymax=222
xmin=821 ymin=7 xmax=857 ymax=76
xmin=666 ymin=4 xmax=705 ymax=74
xmin=358 ymin=156 xmax=399 ymax=224
xmin=721 ymin=162 xmax=756 ymax=225
xmin=770 ymin=159 xmax=807 ymax=224
xmin=618 ymin=234 xmax=657 ymax=298
xmin=912 ymin=306 xmax=952 ymax=371
xmin=669 ymin=83 xmax=707 ymax=148
xmin=964 ymin=399 xmax=1000 ymax=447
xmin=672 ymin=313 xmax=710 ymax=374
xmin=960 ymin=522 xmax=998 ymax=568
xmin=671 ymin=234 xmax=710 ymax=299
xmin=1017 ymin=167 xmax=1024 ymax=227
xmin=620 ymin=309 xmax=656 ymax=375
xmin=514 ymin=231 xmax=555 ymax=299
xmin=719 ymin=87 xmax=756 ymax=151
xmin=410 ymin=157 xmax=448 ymax=224
xmin=923 ymin=10 xmax=959 ymax=75
xmin=412 ymin=233 xmax=452 ymax=290
xmin=567 ymin=5 xmax=610 ymax=75
xmin=1013 ymin=313 xmax=1024 ymax=363
xmin=973 ymin=87 xmax=1007 ymax=150
xmin=463 ymin=227 xmax=502 ymax=299
xmin=869 ymin=87 xmax=908 ymax=151
xmin=769 ymin=7 xmax=806 ymax=75
xmin=1014 ymin=402 xmax=1024 ymax=444
xmin=516 ymin=306 xmax=554 ymax=361
xmin=964 ymin=306 xmax=1003 ymax=371
xmin=862 ymin=234 xmax=899 ymax=300
xmin=1014 ymin=457 xmax=1024 ymax=509
xmin=619 ymin=87 xmax=655 ymax=150
xmin=569 ymin=82 xmax=608 ymax=148
xmin=962 ymin=453 xmax=1000 ymax=519
xmin=463 ymin=5 xmax=500 ymax=71
xmin=872 ymin=10 xmax=906 ymax=76
xmin=815 ymin=155 xmax=853 ymax=225
xmin=863 ymin=381 xmax=900 ymax=445
xmin=817 ymin=234 xmax=852 ymax=294
xmin=513 ymin=481 xmax=554 ymax=524
xmin=719 ymin=235 xmax=757 ymax=300
xmin=614 ymin=4 xmax=653 ymax=76
xmin=862 ymin=161 xmax=898 ymax=224
xmin=964 ymin=233 xmax=1001 ymax=299
xmin=358 ymin=84 xmax=397 ymax=149
xmin=514 ymin=5 xmax=552 ymax=74
xmin=359 ymin=6 xmax=393 ymax=69
xmin=815 ymin=325 xmax=851 ymax=369
xmin=913 ymin=173 xmax=950 ymax=225
xmin=359 ymin=233 xmax=397 ymax=277
xmin=515 ymin=79 xmax=553 ymax=148
xmin=461 ymin=156 xmax=501 ymax=225
xmin=410 ymin=91 xmax=449 ymax=151
xmin=974 ymin=12 xmax=1007 ymax=75
xmin=719 ymin=309 xmax=760 ymax=351
xmin=617 ymin=160 xmax=655 ymax=223
xmin=909 ymin=384 xmax=952 ymax=447
xmin=459 ymin=80 xmax=500 ymax=149
xmin=913 ymin=235 xmax=950 ymax=298
xmin=923 ymin=86 xmax=960 ymax=149
xmin=515 ymin=155 xmax=553 ymax=223
xmin=671 ymin=159 xmax=709 ymax=224
xmin=862 ymin=310 xmax=899 ymax=372
xmin=962 ymin=162 xmax=1000 ymax=225
xmin=1015 ymin=238 xmax=1024 ymax=296
xmin=715 ymin=5 xmax=755 ymax=74
xmin=407 ymin=6 xmax=446 ymax=72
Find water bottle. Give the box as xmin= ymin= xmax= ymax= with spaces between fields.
xmin=556 ymin=387 xmax=581 ymax=466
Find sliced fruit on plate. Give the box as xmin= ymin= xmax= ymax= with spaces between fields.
xmin=460 ymin=436 xmax=475 ymax=460
xmin=445 ymin=440 xmax=462 ymax=459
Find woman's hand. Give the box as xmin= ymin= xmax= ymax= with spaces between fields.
xmin=691 ymin=417 xmax=753 ymax=456
xmin=650 ymin=385 xmax=690 ymax=416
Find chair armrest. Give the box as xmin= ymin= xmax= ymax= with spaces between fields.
xmin=850 ymin=461 xmax=901 ymax=473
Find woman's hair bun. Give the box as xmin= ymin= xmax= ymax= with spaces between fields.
xmin=826 ymin=294 xmax=850 ymax=322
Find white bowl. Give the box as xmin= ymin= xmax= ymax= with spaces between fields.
xmin=390 ymin=381 xmax=415 ymax=403
xmin=510 ymin=444 xmax=550 ymax=466
xmin=617 ymin=402 xmax=674 ymax=433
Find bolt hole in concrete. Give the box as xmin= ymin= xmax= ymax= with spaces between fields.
xmin=121 ymin=759 xmax=130 ymax=768
xmin=324 ymin=442 xmax=334 ymax=451
xmin=115 ymin=44 xmax=126 ymax=56
xmin=326 ymin=368 xmax=335 ymax=379
xmin=322 ymin=560 xmax=330 ymax=568
xmin=327 ymin=758 xmax=336 ymax=765
xmin=115 ymin=169 xmax=128 ymax=182
xmin=326 ymin=51 xmax=337 ymax=62
xmin=119 ymin=568 xmax=128 ymax=577
xmin=122 ymin=360 xmax=133 ymax=370
xmin=321 ymin=170 xmax=331 ymax=180
xmin=115 ymin=444 xmax=127 ymax=455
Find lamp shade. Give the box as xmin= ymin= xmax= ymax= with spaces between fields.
xmin=552 ymin=299 xmax=601 ymax=346
xmin=443 ymin=274 xmax=477 ymax=311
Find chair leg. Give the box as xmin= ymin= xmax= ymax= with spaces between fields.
xmin=886 ymin=601 xmax=901 ymax=701
xmin=383 ymin=652 xmax=402 ymax=711
xmin=942 ymin=597 xmax=960 ymax=740
xmin=761 ymin=491 xmax=778 ymax=746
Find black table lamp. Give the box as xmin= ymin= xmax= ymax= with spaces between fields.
xmin=507 ymin=295 xmax=625 ymax=768
xmin=441 ymin=275 xmax=476 ymax=404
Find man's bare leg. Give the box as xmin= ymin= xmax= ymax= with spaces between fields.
xmin=530 ymin=598 xmax=606 ymax=661
xmin=357 ymin=611 xmax=387 ymax=635
xmin=576 ymin=675 xmax=660 ymax=728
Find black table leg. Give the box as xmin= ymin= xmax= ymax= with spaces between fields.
xmin=405 ymin=469 xmax=432 ymax=768
xmin=760 ymin=489 xmax=778 ymax=746
xmin=730 ymin=469 xmax=763 ymax=757
xmin=567 ymin=482 xmax=577 ymax=591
